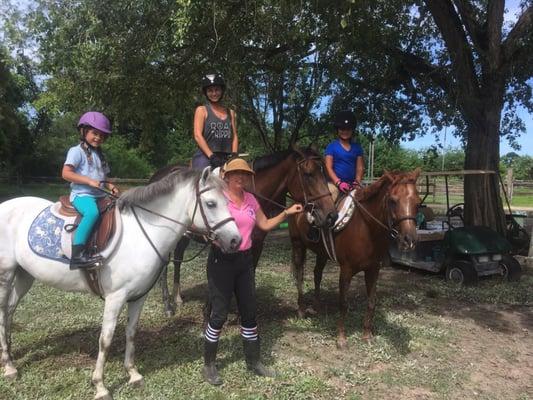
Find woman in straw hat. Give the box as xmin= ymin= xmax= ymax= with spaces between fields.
xmin=202 ymin=158 xmax=303 ymax=385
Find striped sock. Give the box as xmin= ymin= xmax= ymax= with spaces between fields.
xmin=205 ymin=323 xmax=222 ymax=343
xmin=240 ymin=325 xmax=258 ymax=341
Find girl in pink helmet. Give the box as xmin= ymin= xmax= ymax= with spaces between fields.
xmin=61 ymin=111 xmax=119 ymax=269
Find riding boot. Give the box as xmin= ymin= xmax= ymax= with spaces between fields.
xmin=69 ymin=244 xmax=101 ymax=270
xmin=202 ymin=339 xmax=222 ymax=385
xmin=243 ymin=339 xmax=275 ymax=378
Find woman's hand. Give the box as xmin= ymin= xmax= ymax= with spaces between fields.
xmin=337 ymin=181 xmax=352 ymax=193
xmin=284 ymin=203 xmax=303 ymax=216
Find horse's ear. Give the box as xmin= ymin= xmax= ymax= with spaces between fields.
xmin=413 ymin=167 xmax=422 ymax=180
xmin=200 ymin=166 xmax=211 ymax=185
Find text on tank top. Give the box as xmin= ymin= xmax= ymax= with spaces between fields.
xmin=203 ymin=103 xmax=233 ymax=153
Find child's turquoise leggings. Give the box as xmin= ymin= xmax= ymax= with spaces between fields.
xmin=72 ymin=196 xmax=100 ymax=246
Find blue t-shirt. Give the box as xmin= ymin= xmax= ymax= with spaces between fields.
xmin=324 ymin=139 xmax=364 ymax=183
xmin=64 ymin=144 xmax=109 ymax=201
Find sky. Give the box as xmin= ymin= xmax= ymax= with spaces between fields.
xmin=401 ymin=107 xmax=533 ymax=156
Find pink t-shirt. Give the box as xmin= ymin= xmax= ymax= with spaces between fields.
xmin=225 ymin=191 xmax=260 ymax=251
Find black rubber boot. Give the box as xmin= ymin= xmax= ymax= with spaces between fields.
xmin=243 ymin=339 xmax=275 ymax=378
xmin=69 ymin=244 xmax=101 ymax=270
xmin=202 ymin=339 xmax=222 ymax=385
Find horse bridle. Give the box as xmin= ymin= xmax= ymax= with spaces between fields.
xmin=293 ymin=156 xmax=332 ymax=216
xmin=349 ymin=186 xmax=418 ymax=240
xmin=129 ymin=177 xmax=235 ymax=265
xmin=190 ymin=180 xmax=235 ymax=242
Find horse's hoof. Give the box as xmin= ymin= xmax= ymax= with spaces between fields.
xmin=297 ymin=309 xmax=306 ymax=319
xmin=165 ymin=309 xmax=175 ymax=318
xmin=94 ymin=390 xmax=112 ymax=400
xmin=128 ymin=375 xmax=144 ymax=388
xmin=4 ymin=366 xmax=18 ymax=380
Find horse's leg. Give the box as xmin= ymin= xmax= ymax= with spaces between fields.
xmin=362 ymin=266 xmax=379 ymax=341
xmin=1 ymin=267 xmax=33 ymax=379
xmin=337 ymin=268 xmax=353 ymax=349
xmin=311 ymin=253 xmax=328 ymax=314
xmin=172 ymin=236 xmax=189 ymax=308
xmin=124 ymin=295 xmax=148 ymax=387
xmin=92 ymin=293 xmax=126 ymax=400
xmin=159 ymin=265 xmax=173 ymax=317
xmin=290 ymin=238 xmax=307 ymax=318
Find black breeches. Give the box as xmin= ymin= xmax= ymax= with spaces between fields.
xmin=207 ymin=248 xmax=257 ymax=330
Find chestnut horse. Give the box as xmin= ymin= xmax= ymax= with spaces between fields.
xmin=151 ymin=147 xmax=338 ymax=316
xmin=288 ymin=169 xmax=421 ymax=348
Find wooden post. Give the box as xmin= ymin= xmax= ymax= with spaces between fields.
xmin=505 ymin=168 xmax=514 ymax=203
xmin=528 ymin=224 xmax=533 ymax=270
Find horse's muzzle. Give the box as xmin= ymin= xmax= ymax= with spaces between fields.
xmin=230 ymin=235 xmax=242 ymax=252
xmin=398 ymin=233 xmax=417 ymax=251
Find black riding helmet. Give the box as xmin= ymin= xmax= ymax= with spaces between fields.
xmin=201 ymin=72 xmax=226 ymax=96
xmin=333 ymin=110 xmax=357 ymax=130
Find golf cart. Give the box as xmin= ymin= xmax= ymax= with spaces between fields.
xmin=389 ymin=170 xmax=524 ymax=285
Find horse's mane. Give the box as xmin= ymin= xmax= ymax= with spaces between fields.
xmin=252 ymin=150 xmax=292 ymax=172
xmin=358 ymin=169 xmax=420 ymax=202
xmin=118 ymin=168 xmax=224 ymax=209
xmin=253 ymin=147 xmax=322 ymax=173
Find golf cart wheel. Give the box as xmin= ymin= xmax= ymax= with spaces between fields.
xmin=445 ymin=261 xmax=477 ymax=286
xmin=499 ymin=255 xmax=522 ymax=282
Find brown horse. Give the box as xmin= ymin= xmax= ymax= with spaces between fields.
xmin=288 ymin=169 xmax=421 ymax=348
xmin=151 ymin=147 xmax=338 ymax=316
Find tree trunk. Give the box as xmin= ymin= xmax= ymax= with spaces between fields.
xmin=463 ymin=101 xmax=506 ymax=235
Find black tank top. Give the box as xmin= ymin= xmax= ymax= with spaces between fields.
xmin=203 ymin=103 xmax=233 ymax=153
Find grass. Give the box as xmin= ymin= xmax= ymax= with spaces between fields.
xmin=0 ymin=235 xmax=531 ymax=400
xmin=1 ymin=182 xmax=532 ymax=399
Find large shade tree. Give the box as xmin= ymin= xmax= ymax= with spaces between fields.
xmin=331 ymin=0 xmax=533 ymax=233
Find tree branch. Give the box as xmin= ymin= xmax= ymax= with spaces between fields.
xmin=452 ymin=0 xmax=488 ymax=53
xmin=424 ymin=0 xmax=480 ymax=97
xmin=485 ymin=0 xmax=504 ymax=70
xmin=243 ymin=78 xmax=274 ymax=152
xmin=502 ymin=6 xmax=533 ymax=65
xmin=391 ymin=48 xmax=453 ymax=94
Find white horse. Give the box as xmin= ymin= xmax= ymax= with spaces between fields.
xmin=0 ymin=167 xmax=240 ymax=400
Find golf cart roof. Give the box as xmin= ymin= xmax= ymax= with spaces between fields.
xmin=421 ymin=170 xmax=496 ymax=177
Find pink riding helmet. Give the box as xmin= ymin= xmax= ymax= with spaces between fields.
xmin=77 ymin=111 xmax=112 ymax=134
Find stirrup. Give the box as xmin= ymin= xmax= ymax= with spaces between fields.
xmin=69 ymin=255 xmax=104 ymax=270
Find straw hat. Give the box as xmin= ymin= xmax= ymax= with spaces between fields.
xmin=223 ymin=158 xmax=255 ymax=175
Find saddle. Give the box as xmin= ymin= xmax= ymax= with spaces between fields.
xmin=332 ymin=189 xmax=362 ymax=232
xmin=58 ymin=195 xmax=116 ymax=252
